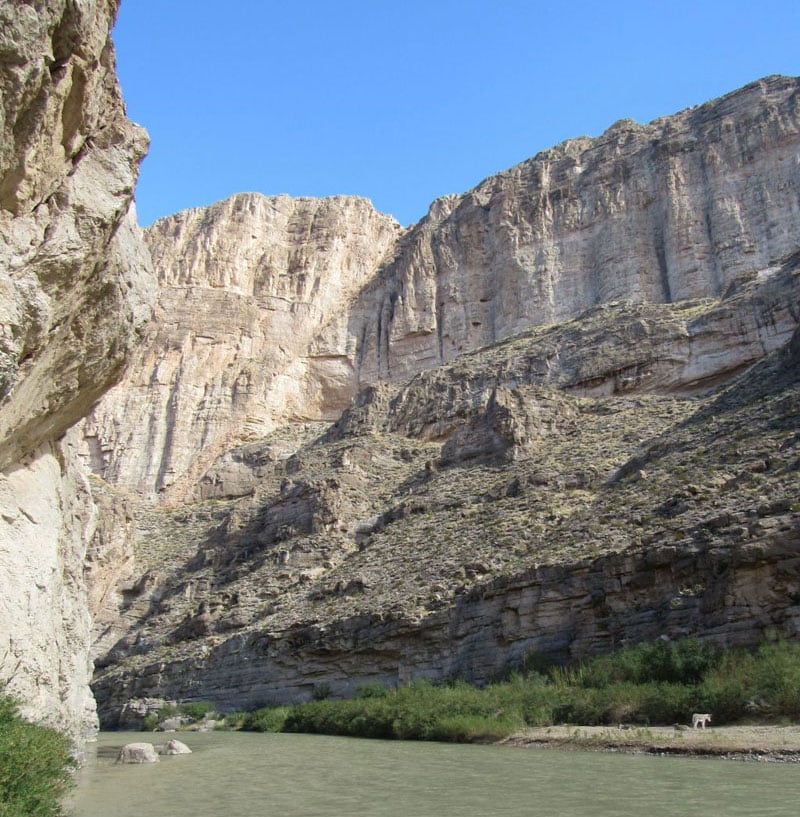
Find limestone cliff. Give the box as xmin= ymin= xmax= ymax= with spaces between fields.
xmin=84 ymin=75 xmax=800 ymax=502
xmin=79 ymin=74 xmax=800 ymax=721
xmin=0 ymin=0 xmax=152 ymax=739
xmin=82 ymin=193 xmax=401 ymax=501
xmin=342 ymin=75 xmax=800 ymax=383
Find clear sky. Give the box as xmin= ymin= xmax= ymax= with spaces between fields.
xmin=113 ymin=0 xmax=800 ymax=228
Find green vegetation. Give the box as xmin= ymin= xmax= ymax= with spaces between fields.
xmin=0 ymin=693 xmax=74 ymax=817
xmin=141 ymin=700 xmax=217 ymax=731
xmin=231 ymin=639 xmax=800 ymax=742
xmin=240 ymin=706 xmax=290 ymax=733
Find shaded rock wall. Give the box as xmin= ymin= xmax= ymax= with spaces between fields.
xmin=0 ymin=0 xmax=152 ymax=739
xmin=94 ymin=526 xmax=800 ymax=721
xmin=91 ymin=304 xmax=800 ymax=723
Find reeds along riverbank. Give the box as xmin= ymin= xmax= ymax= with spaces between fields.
xmin=131 ymin=639 xmax=800 ymax=745
xmin=227 ymin=639 xmax=800 ymax=743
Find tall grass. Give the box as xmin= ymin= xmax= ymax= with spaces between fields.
xmin=237 ymin=638 xmax=800 ymax=742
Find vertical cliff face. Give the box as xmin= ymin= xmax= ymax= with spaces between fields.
xmin=0 ymin=0 xmax=153 ymax=739
xmin=81 ymin=193 xmax=401 ymax=501
xmin=83 ymin=76 xmax=800 ymax=504
xmin=342 ymin=75 xmax=800 ymax=382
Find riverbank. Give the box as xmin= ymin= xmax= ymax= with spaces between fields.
xmin=503 ymin=725 xmax=800 ymax=762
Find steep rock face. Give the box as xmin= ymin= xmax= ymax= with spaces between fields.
xmin=81 ymin=193 xmax=400 ymax=501
xmin=337 ymin=75 xmax=800 ymax=383
xmin=84 ymin=76 xmax=800 ymax=504
xmin=0 ymin=0 xmax=152 ymax=739
xmin=80 ymin=74 xmax=800 ymax=720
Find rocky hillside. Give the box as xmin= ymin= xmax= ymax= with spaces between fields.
xmin=82 ymin=76 xmax=800 ymax=724
xmin=0 ymin=0 xmax=153 ymax=739
xmin=93 ymin=284 xmax=800 ymax=722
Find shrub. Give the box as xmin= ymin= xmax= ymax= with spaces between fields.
xmin=0 ymin=693 xmax=75 ymax=817
xmin=355 ymin=683 xmax=390 ymax=699
xmin=179 ymin=700 xmax=215 ymax=721
xmin=241 ymin=706 xmax=290 ymax=733
xmin=567 ymin=639 xmax=723 ymax=687
xmin=747 ymin=640 xmax=800 ymax=719
xmin=220 ymin=711 xmax=247 ymax=730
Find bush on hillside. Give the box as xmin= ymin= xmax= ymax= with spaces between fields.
xmin=0 ymin=693 xmax=74 ymax=817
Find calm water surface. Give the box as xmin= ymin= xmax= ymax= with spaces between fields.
xmin=70 ymin=731 xmax=798 ymax=817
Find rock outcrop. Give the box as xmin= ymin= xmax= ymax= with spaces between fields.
xmin=92 ymin=312 xmax=800 ymax=720
xmin=82 ymin=76 xmax=800 ymax=722
xmin=0 ymin=0 xmax=152 ymax=739
xmin=345 ymin=75 xmax=800 ymax=383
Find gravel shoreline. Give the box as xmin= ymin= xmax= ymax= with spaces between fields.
xmin=502 ymin=725 xmax=800 ymax=762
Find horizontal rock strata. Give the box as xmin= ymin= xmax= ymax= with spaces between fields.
xmin=81 ymin=194 xmax=401 ymax=501
xmin=83 ymin=76 xmax=800 ymax=503
xmin=92 ymin=313 xmax=800 ymax=722
xmin=86 ymin=76 xmax=800 ymax=721
xmin=343 ymin=75 xmax=800 ymax=383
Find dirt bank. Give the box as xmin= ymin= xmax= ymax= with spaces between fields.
xmin=503 ymin=725 xmax=800 ymax=762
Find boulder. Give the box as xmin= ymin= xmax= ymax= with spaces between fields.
xmin=117 ymin=742 xmax=159 ymax=764
xmin=157 ymin=739 xmax=192 ymax=756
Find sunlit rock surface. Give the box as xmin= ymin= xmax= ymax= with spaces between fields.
xmin=0 ymin=0 xmax=153 ymax=739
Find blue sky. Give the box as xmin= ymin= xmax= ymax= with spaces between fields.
xmin=113 ymin=0 xmax=800 ymax=227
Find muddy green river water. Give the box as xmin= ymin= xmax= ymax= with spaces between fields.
xmin=69 ymin=731 xmax=798 ymax=816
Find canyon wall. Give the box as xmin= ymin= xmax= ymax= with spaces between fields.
xmin=95 ymin=530 xmax=800 ymax=719
xmin=0 ymin=0 xmax=152 ymax=739
xmin=79 ymin=74 xmax=800 ymax=721
xmin=341 ymin=75 xmax=800 ymax=383
xmin=84 ymin=75 xmax=800 ymax=501
xmin=92 ymin=319 xmax=800 ymax=720
xmin=81 ymin=193 xmax=401 ymax=500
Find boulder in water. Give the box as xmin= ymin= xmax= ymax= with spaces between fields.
xmin=117 ymin=742 xmax=160 ymax=764
xmin=158 ymin=739 xmax=192 ymax=755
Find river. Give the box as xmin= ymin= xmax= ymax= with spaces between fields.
xmin=70 ymin=731 xmax=798 ymax=816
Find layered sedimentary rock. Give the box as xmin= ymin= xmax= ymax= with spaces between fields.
xmin=92 ymin=315 xmax=800 ymax=721
xmin=0 ymin=0 xmax=152 ymax=739
xmin=75 ymin=75 xmax=800 ymax=720
xmin=81 ymin=194 xmax=401 ymax=501
xmin=342 ymin=75 xmax=800 ymax=383
xmin=84 ymin=75 xmax=800 ymax=503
